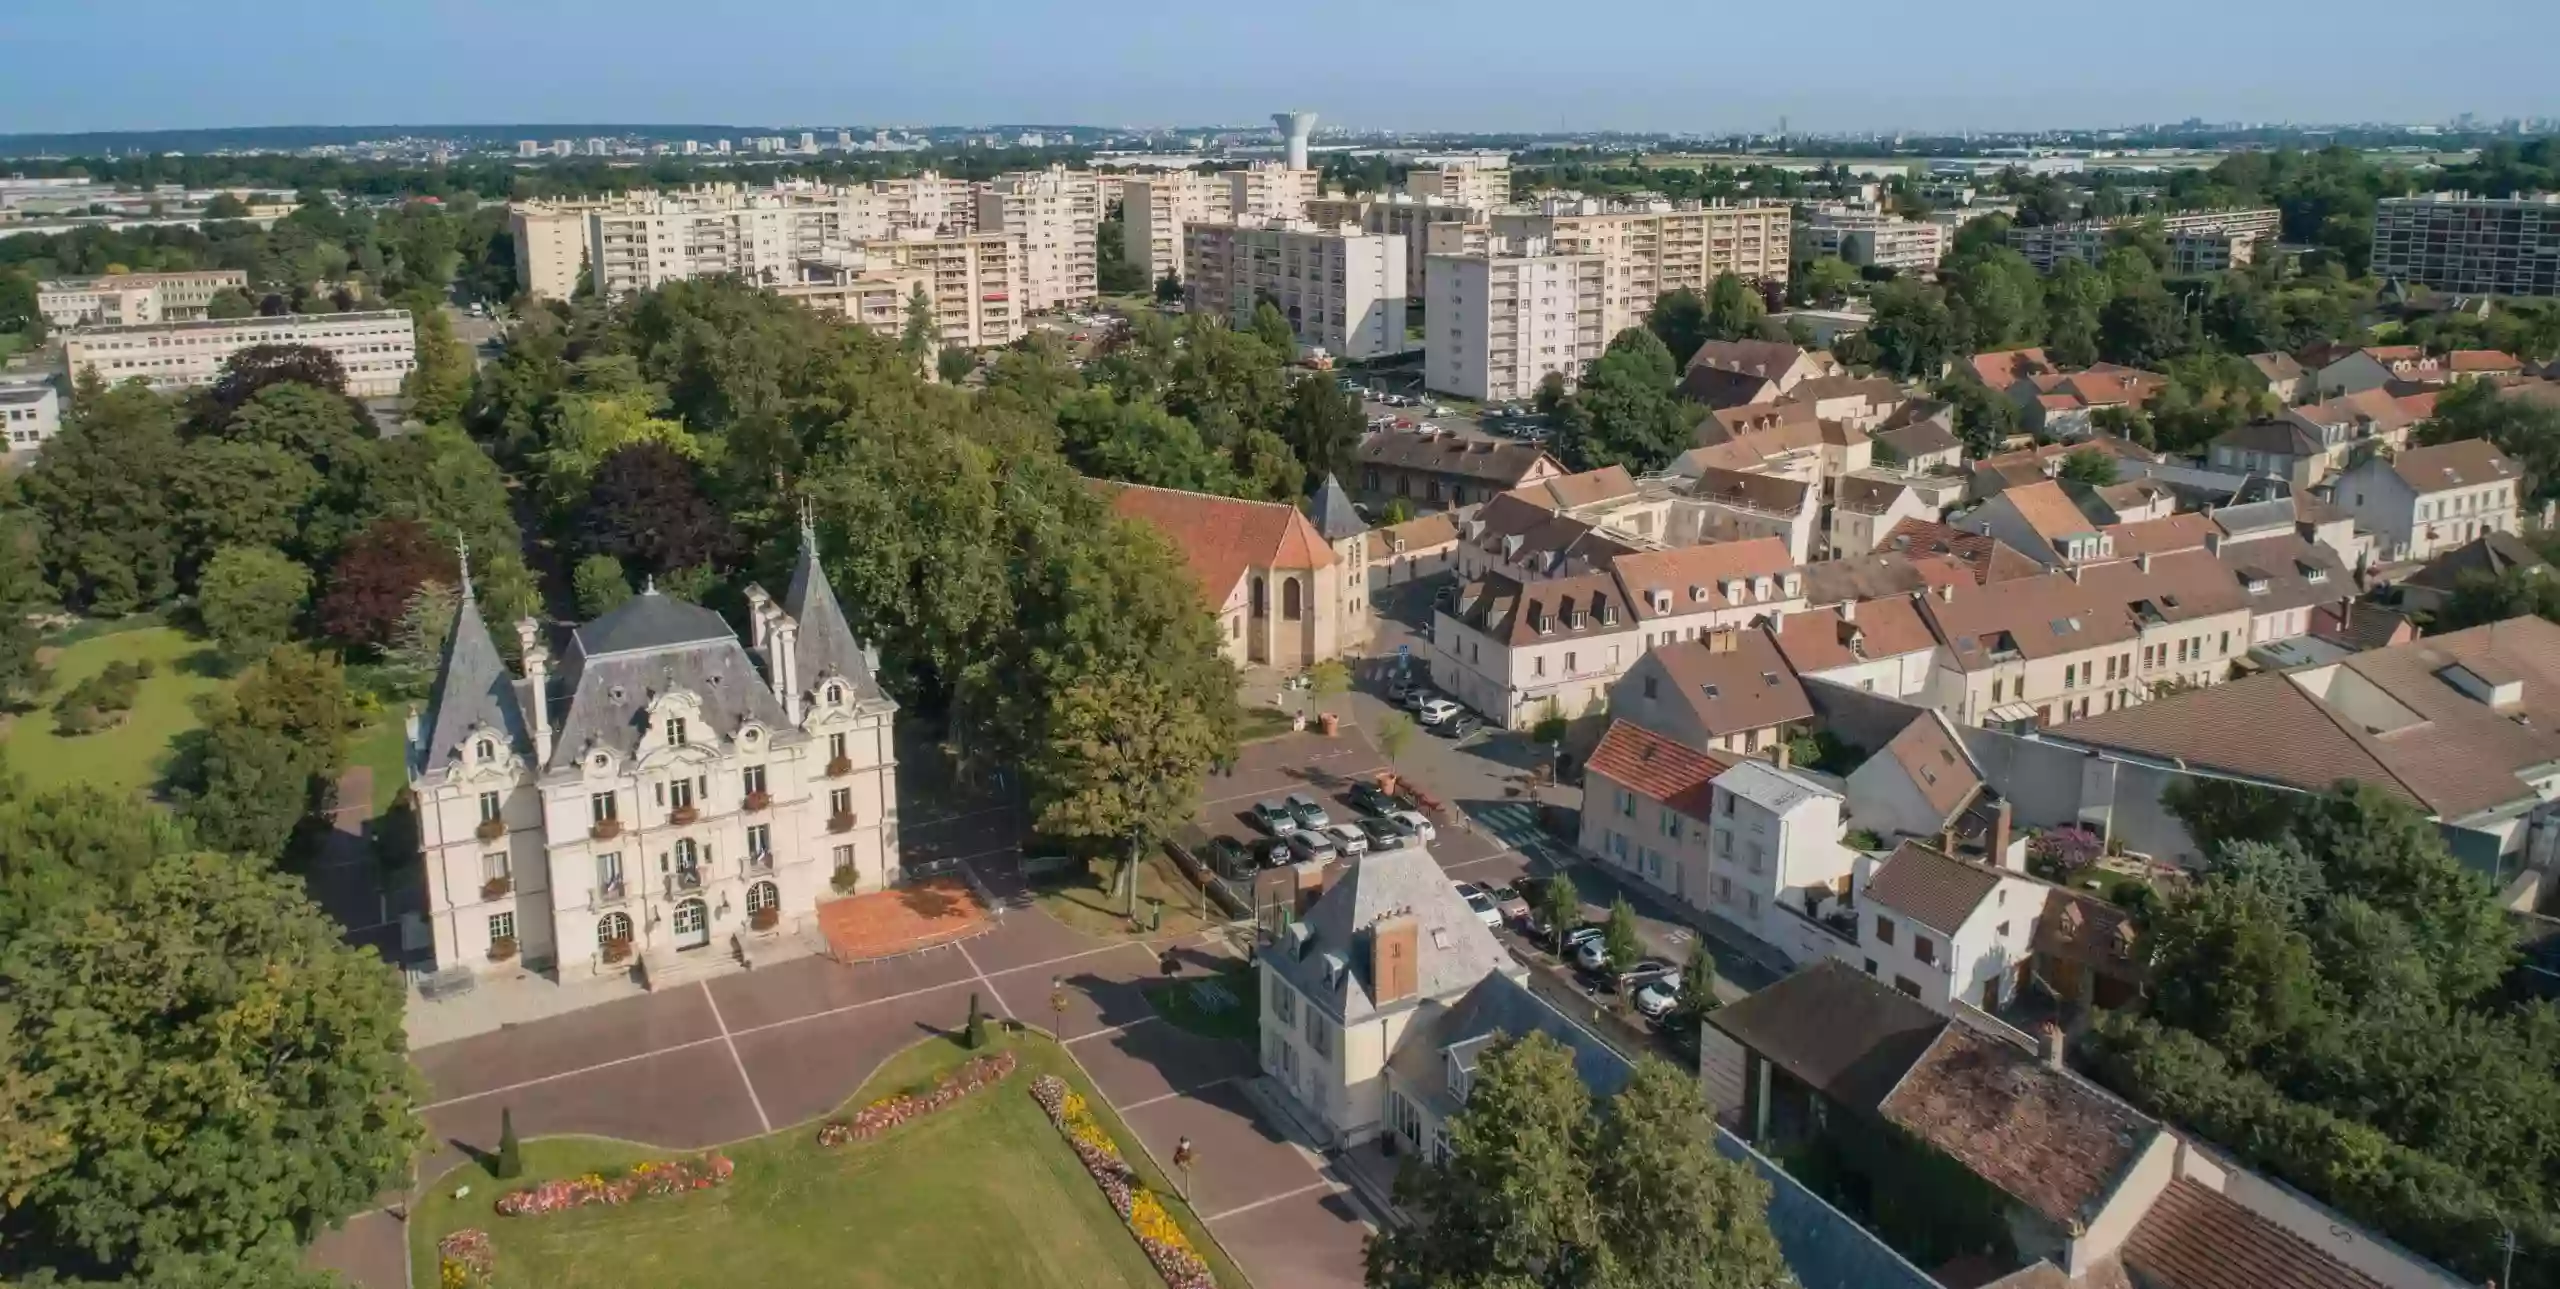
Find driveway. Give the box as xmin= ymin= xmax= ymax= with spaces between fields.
xmin=312 ymin=852 xmax=1378 ymax=1289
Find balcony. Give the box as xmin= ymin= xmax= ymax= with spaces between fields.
xmin=590 ymin=818 xmax=622 ymax=842
xmin=592 ymin=879 xmax=629 ymax=909
xmin=746 ymin=849 xmax=776 ymax=873
xmin=669 ymin=805 xmax=700 ymax=827
xmin=826 ymin=755 xmax=853 ymax=778
xmin=829 ymin=811 xmax=857 ymax=834
xmin=743 ymin=789 xmax=773 ymax=812
xmin=475 ymin=818 xmax=506 ymax=842
xmin=668 ymin=868 xmax=704 ymax=896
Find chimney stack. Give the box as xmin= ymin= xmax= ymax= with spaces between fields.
xmin=1370 ymin=914 xmax=1419 ymax=1005
xmin=1839 ymin=599 xmax=1856 ymax=622
xmin=2135 ymin=552 xmax=2151 ymax=573
xmin=2205 ymin=530 xmax=2222 ymax=557
xmin=1992 ymin=799 xmax=2015 ymax=870
xmin=516 ymin=618 xmax=554 ymax=766
xmin=1774 ymin=739 xmax=1793 ymax=769
xmin=743 ymin=584 xmax=773 ymax=649
xmin=2038 ymin=1021 xmax=2066 ymax=1070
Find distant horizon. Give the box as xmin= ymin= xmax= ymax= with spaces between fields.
xmin=5 ymin=0 xmax=2555 ymax=138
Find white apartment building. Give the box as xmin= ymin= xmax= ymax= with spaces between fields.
xmin=821 ymin=232 xmax=1023 ymax=350
xmin=1490 ymin=198 xmax=1793 ymax=337
xmin=2330 ymin=439 xmax=2520 ymax=563
xmin=510 ymin=205 xmax=592 ymax=302
xmin=409 ymin=536 xmax=898 ymax=987
xmin=1227 ymin=164 xmax=1321 ymax=223
xmin=1183 ymin=218 xmax=1407 ymax=361
xmin=1308 ymin=194 xmax=1496 ymax=298
xmin=1122 ymin=172 xmax=1232 ymax=286
xmin=975 ymin=166 xmax=1099 ymax=312
xmin=1423 ymin=236 xmax=1605 ymax=402
xmin=2006 ymin=208 xmax=2281 ymax=273
xmin=1 ymin=381 xmax=61 ymax=453
xmin=1793 ymin=209 xmax=1947 ymax=273
xmin=65 ymin=311 xmax=416 ymax=397
xmin=513 ymin=179 xmax=991 ymax=302
xmin=37 ymin=270 xmax=247 ymax=327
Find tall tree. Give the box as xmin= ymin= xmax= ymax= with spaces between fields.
xmin=1646 ymin=287 xmax=1711 ymax=368
xmin=200 ymin=343 xmax=352 ymax=423
xmin=1702 ymin=272 xmax=1768 ymax=346
xmin=171 ymin=439 xmax=323 ymax=577
xmin=1367 ymin=1032 xmax=1599 ymax=1287
xmin=573 ymin=553 xmax=633 ymax=619
xmin=901 ymin=283 xmax=935 ymax=361
xmin=179 ymin=645 xmax=353 ymax=859
xmin=400 ymin=293 xmax=474 ymax=425
xmin=575 ymin=441 xmax=738 ymax=577
xmin=1564 ymin=329 xmax=1690 ymax=473
xmin=0 ymin=509 xmax=48 ymax=706
xmin=1029 ymin=667 xmax=1226 ymax=912
xmin=1588 ymin=1060 xmax=1788 ymax=1289
xmin=1862 ymin=281 xmax=1958 ymax=381
xmin=19 ymin=377 xmax=185 ymax=614
xmin=1277 ymin=372 xmax=1365 ymax=490
xmin=0 ymin=784 xmax=193 ymax=939
xmin=0 ymin=848 xmax=422 ymax=1281
xmin=318 ymin=517 xmax=457 ymax=647
xmin=195 ymin=545 xmax=311 ymax=659
xmin=1249 ymin=299 xmax=1299 ymax=358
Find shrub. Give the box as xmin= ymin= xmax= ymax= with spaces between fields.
xmin=817 ymin=1050 xmax=1017 ymax=1146
xmin=495 ymin=1107 xmax=521 ymax=1180
xmin=2026 ymin=824 xmax=2103 ymax=881
xmin=493 ymin=1153 xmax=734 ymax=1217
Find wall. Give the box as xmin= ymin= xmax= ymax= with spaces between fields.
xmin=1712 ymin=1129 xmax=1943 ymax=1289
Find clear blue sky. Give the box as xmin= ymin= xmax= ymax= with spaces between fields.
xmin=3 ymin=0 xmax=2551 ymax=136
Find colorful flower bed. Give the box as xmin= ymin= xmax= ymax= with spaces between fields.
xmin=817 ymin=1049 xmax=1017 ymax=1146
xmin=1029 ymin=1073 xmax=1217 ymax=1289
xmin=436 ymin=1228 xmax=493 ymax=1288
xmin=492 ymin=1152 xmax=734 ymax=1217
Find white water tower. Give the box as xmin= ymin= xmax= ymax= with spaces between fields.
xmin=1273 ymin=111 xmax=1317 ymax=170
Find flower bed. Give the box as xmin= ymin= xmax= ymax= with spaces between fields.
xmin=492 ymin=1152 xmax=734 ymax=1217
xmin=817 ymin=1050 xmax=1017 ymax=1146
xmin=1029 ymin=1074 xmax=1216 ymax=1289
xmin=437 ymin=1228 xmax=493 ymax=1288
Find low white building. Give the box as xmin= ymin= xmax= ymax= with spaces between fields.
xmin=1843 ymin=840 xmax=2044 ymax=1013
xmin=0 ymin=381 xmax=61 ymax=453
xmin=2329 ymin=439 xmax=2521 ymax=563
xmin=64 ymin=310 xmax=417 ymax=397
xmin=37 ymin=269 xmax=246 ymax=327
xmin=409 ymin=532 xmax=899 ymax=990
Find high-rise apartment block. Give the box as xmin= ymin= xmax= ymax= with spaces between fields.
xmin=1490 ymin=198 xmax=1792 ymax=337
xmin=1307 ymin=194 xmax=1494 ymax=297
xmin=1424 ymin=236 xmax=1606 ymax=403
xmin=1403 ymin=153 xmax=1513 ymax=207
xmin=511 ymin=181 xmax=997 ymax=302
xmin=782 ymin=232 xmax=1022 ymax=350
xmin=1793 ymin=208 xmax=1948 ymax=273
xmin=36 ymin=269 xmax=248 ymax=328
xmin=1182 ymin=218 xmax=1407 ymax=361
xmin=975 ymin=166 xmax=1099 ymax=312
xmin=1122 ymin=172 xmax=1233 ymax=286
xmin=2371 ymin=192 xmax=2560 ymax=297
xmin=65 ymin=311 xmax=416 ymax=397
xmin=2005 ymin=208 xmax=2282 ymax=273
xmin=1227 ymin=165 xmax=1322 ymax=222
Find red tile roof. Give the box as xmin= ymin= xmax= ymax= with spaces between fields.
xmin=1879 ymin=1024 xmax=2154 ymax=1228
xmin=1098 ymin=481 xmax=1334 ymax=613
xmin=1771 ymin=598 xmax=1938 ymax=674
xmin=2123 ymin=1180 xmax=2391 ymax=1289
xmin=1881 ymin=518 xmax=2046 ymax=586
xmin=1970 ymin=347 xmax=2055 ymax=389
xmin=1585 ymin=719 xmax=1733 ymax=819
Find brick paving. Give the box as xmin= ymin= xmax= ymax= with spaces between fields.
xmin=813 ymin=876 xmax=992 ymax=961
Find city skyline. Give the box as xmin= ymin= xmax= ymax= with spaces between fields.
xmin=4 ymin=0 xmax=2554 ymax=138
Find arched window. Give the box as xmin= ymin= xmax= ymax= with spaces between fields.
xmin=747 ymin=881 xmax=779 ymax=915
xmin=1282 ymin=577 xmax=1303 ymax=621
xmin=826 ymin=683 xmax=843 ymax=704
xmin=597 ymin=912 xmax=632 ymax=947
xmin=476 ymin=738 xmax=494 ymax=760
xmin=1251 ymin=576 xmax=1268 ymax=617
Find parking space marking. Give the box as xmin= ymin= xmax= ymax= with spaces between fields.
xmin=954 ymin=939 xmax=1014 ymax=1019
xmin=1066 ymin=1013 xmax=1160 ymax=1045
xmin=1203 ymin=1178 xmax=1346 ymax=1224
xmin=420 ymin=1036 xmax=731 ymax=1111
xmin=1196 ymin=763 xmax=1391 ymax=812
xmin=701 ymin=983 xmax=772 ymax=1134
xmin=1116 ymin=1075 xmax=1237 ymax=1113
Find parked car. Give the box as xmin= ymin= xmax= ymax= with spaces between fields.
xmin=1385 ymin=673 xmax=1418 ymax=702
xmin=1632 ymin=976 xmax=1681 ymax=1020
xmin=1430 ymin=404 xmax=1452 ymax=417
xmin=1252 ymin=835 xmax=1296 ymax=867
xmin=1358 ymin=816 xmax=1409 ymax=850
xmin=1285 ymin=793 xmax=1331 ymax=831
xmin=1284 ymin=830 xmax=1339 ymax=864
xmin=1617 ymin=958 xmax=1677 ymax=990
xmin=1432 ymin=712 xmax=1482 ymax=739
xmin=1417 ymin=698 xmax=1463 ymax=726
xmin=1387 ymin=809 xmax=1437 ymax=843
xmin=1452 ymin=881 xmax=1502 ymax=929
xmin=1400 ymin=687 xmax=1435 ymax=711
xmin=1349 ymin=780 xmax=1404 ymax=816
xmin=1574 ymin=935 xmax=1615 ymax=973
xmin=1490 ymin=883 xmax=1531 ymax=924
xmin=1251 ymin=800 xmax=1295 ymax=835
xmin=1204 ymin=836 xmax=1253 ymax=878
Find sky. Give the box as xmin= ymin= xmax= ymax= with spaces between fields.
xmin=3 ymin=0 xmax=2553 ymax=137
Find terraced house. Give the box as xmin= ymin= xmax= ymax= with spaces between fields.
xmin=410 ymin=532 xmax=899 ymax=992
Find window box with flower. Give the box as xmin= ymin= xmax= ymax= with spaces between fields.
xmin=826 ymin=755 xmax=853 ymax=778
xmin=475 ymin=817 xmax=506 ymax=842
xmin=669 ymin=804 xmax=700 ymax=826
xmin=480 ymin=874 xmax=513 ymax=900
xmin=487 ymin=935 xmax=518 ymax=963
xmin=590 ymin=818 xmax=622 ymax=841
xmin=743 ymin=789 xmax=772 ymax=812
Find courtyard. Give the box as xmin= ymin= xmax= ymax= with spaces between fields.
xmin=407 ymin=1029 xmax=1242 ymax=1289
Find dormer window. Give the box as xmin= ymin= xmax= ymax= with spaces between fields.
xmin=476 ymin=738 xmax=494 ymax=761
xmin=826 ymin=683 xmax=844 ymax=704
xmin=666 ymin=717 xmax=689 ymax=747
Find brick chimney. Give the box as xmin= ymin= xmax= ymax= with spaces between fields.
xmin=1991 ymin=799 xmax=2015 ymax=869
xmin=1369 ymin=914 xmax=1419 ymax=1005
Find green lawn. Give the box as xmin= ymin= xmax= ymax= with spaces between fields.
xmin=1033 ymin=850 xmax=1219 ymax=942
xmin=409 ymin=1031 xmax=1245 ymax=1289
xmin=3 ymin=625 xmax=227 ymax=799
xmin=345 ymin=718 xmax=409 ymax=814
xmin=1146 ymin=964 xmax=1259 ymax=1041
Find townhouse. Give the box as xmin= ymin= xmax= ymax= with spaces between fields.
xmin=1770 ymin=595 xmax=1941 ymax=700
xmin=2330 ymin=438 xmax=2520 ymax=563
xmin=1432 ymin=570 xmax=1637 ymax=727
xmin=1828 ymin=474 xmax=1943 ymax=560
xmin=1608 ymin=627 xmax=1815 ymax=757
xmin=1355 ymin=426 xmax=1566 ymax=510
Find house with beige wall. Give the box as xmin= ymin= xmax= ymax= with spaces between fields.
xmin=2330 ymin=439 xmax=2521 ymax=563
xmin=1100 ymin=481 xmax=1355 ymax=671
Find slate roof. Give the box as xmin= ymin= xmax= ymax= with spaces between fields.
xmin=1874 ymin=417 xmax=1961 ymax=463
xmin=1679 ymin=365 xmax=1785 ymax=408
xmin=1834 ymin=474 xmax=1914 ymax=515
xmin=420 ymin=587 xmax=530 ymax=770
xmin=1359 ymin=427 xmax=1562 ymax=485
xmin=1862 ymin=841 xmax=2004 ymax=936
xmin=1706 ymin=959 xmax=1949 ymax=1112
xmin=2388 ymin=439 xmax=2517 ymax=494
xmin=2212 ymin=418 xmax=2323 ymax=458
xmin=1588 ymin=718 xmax=1733 ymax=817
xmin=1878 ymin=1024 xmax=2155 ymax=1229
xmin=1265 ymin=844 xmax=1513 ymax=1025
xmin=1448 ymin=570 xmax=1631 ymax=646
xmin=777 ymin=551 xmax=877 ymax=716
xmin=1685 ymin=338 xmax=1817 ymax=378
xmin=554 ymin=589 xmax=795 ymax=770
xmin=1305 ymin=473 xmax=1369 ymax=543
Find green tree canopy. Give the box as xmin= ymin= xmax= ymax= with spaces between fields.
xmin=195 ymin=545 xmax=311 ymax=659
xmin=1562 ymin=329 xmax=1690 ymax=474
xmin=178 ymin=645 xmax=353 ymax=861
xmin=20 ymin=377 xmax=185 ymax=614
